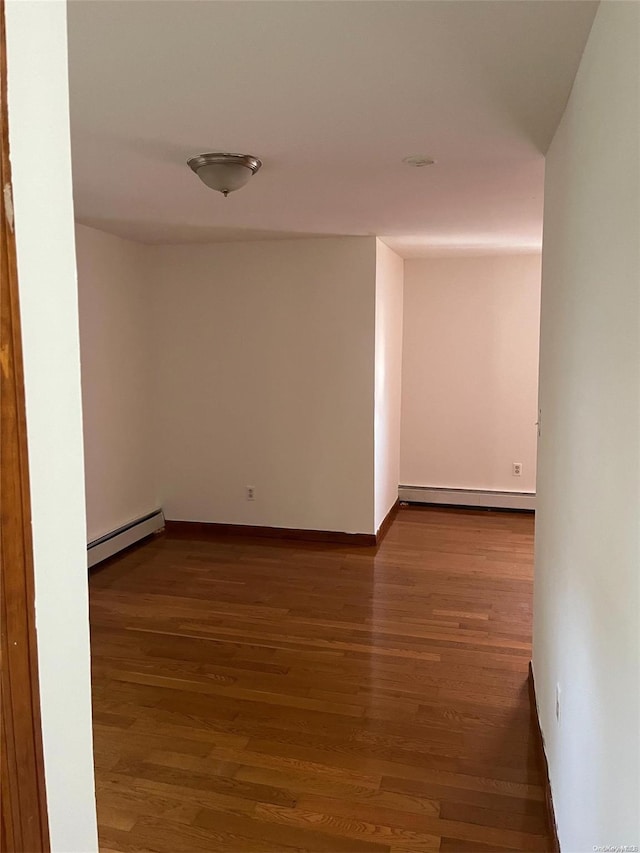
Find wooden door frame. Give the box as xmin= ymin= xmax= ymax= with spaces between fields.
xmin=0 ymin=0 xmax=50 ymax=848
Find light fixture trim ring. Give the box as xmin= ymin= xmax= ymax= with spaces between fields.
xmin=187 ymin=152 xmax=262 ymax=175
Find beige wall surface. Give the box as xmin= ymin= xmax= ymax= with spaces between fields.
xmin=374 ymin=240 xmax=404 ymax=529
xmin=76 ymin=225 xmax=159 ymax=542
xmin=149 ymin=237 xmax=377 ymax=534
xmin=400 ymin=254 xmax=541 ymax=493
xmin=6 ymin=1 xmax=98 ymax=849
xmin=533 ymin=2 xmax=640 ymax=850
xmin=77 ymin=234 xmax=410 ymax=538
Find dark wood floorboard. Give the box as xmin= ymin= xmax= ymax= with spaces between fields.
xmin=89 ymin=506 xmax=551 ymax=852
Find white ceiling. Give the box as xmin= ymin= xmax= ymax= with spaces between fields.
xmin=67 ymin=0 xmax=597 ymax=256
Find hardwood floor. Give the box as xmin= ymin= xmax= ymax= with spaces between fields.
xmin=89 ymin=506 xmax=551 ymax=853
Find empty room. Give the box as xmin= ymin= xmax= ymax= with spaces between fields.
xmin=2 ymin=2 xmax=638 ymax=853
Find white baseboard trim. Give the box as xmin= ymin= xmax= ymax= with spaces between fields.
xmin=398 ymin=486 xmax=535 ymax=511
xmin=87 ymin=509 xmax=165 ymax=568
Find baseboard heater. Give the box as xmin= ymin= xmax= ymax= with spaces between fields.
xmin=398 ymin=486 xmax=535 ymax=511
xmin=87 ymin=509 xmax=165 ymax=568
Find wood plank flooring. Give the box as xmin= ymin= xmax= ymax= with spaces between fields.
xmin=89 ymin=506 xmax=551 ymax=852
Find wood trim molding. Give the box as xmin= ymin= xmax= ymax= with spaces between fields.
xmin=165 ymin=520 xmax=377 ymax=546
xmin=528 ymin=662 xmax=560 ymax=853
xmin=0 ymin=1 xmax=50 ymax=848
xmin=165 ymin=502 xmax=403 ymax=549
xmin=376 ymin=498 xmax=400 ymax=545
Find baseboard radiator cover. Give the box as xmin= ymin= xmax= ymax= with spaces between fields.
xmin=398 ymin=485 xmax=536 ymax=511
xmin=87 ymin=509 xmax=165 ymax=568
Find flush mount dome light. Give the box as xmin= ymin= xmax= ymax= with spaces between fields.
xmin=187 ymin=152 xmax=262 ymax=197
xmin=402 ymin=155 xmax=435 ymax=167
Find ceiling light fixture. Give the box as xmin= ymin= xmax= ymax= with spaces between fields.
xmin=187 ymin=152 xmax=262 ymax=197
xmin=402 ymin=155 xmax=435 ymax=168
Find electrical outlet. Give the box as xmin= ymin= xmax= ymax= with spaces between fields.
xmin=555 ymin=683 xmax=561 ymax=724
xmin=512 ymin=462 xmax=523 ymax=476
xmin=246 ymin=486 xmax=255 ymax=501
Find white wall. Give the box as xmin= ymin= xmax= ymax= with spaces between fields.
xmin=400 ymin=254 xmax=541 ymax=493
xmin=150 ymin=238 xmax=377 ymax=534
xmin=6 ymin=1 xmax=98 ymax=850
xmin=374 ymin=240 xmax=404 ymax=529
xmin=76 ymin=224 xmax=159 ymax=542
xmin=533 ymin=3 xmax=639 ymax=851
